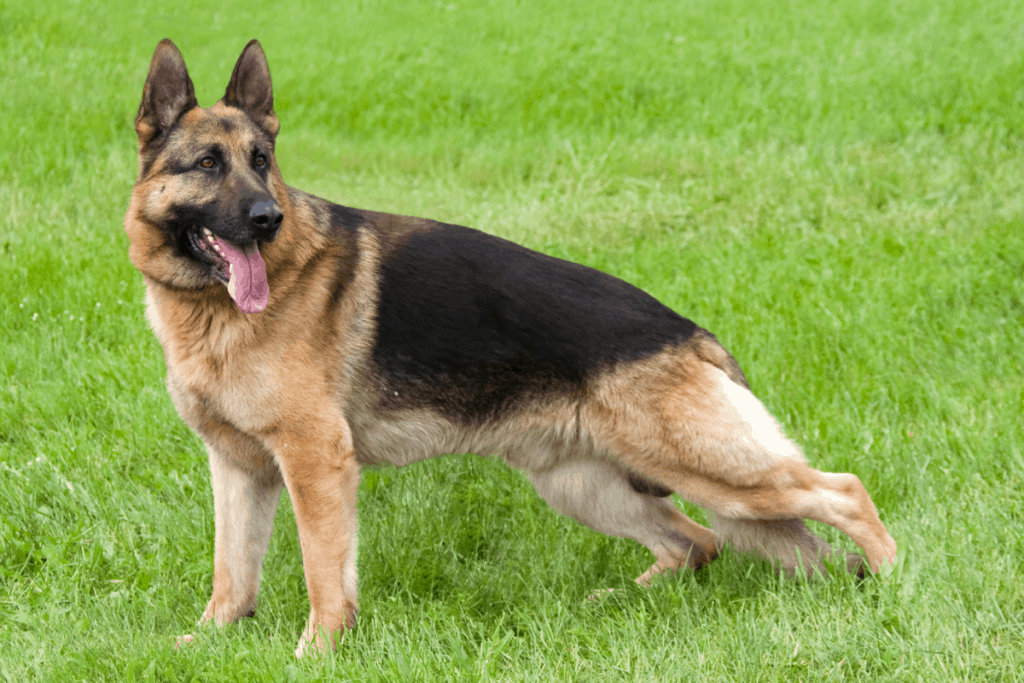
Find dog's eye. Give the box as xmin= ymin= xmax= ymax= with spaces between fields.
xmin=199 ymin=157 xmax=216 ymax=169
xmin=255 ymin=155 xmax=267 ymax=168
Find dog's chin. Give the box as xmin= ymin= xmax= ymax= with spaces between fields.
xmin=182 ymin=225 xmax=230 ymax=285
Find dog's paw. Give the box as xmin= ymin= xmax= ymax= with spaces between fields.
xmin=586 ymin=588 xmax=616 ymax=602
xmin=294 ymin=629 xmax=337 ymax=658
xmin=294 ymin=608 xmax=357 ymax=658
xmin=174 ymin=633 xmax=196 ymax=651
xmin=845 ymin=551 xmax=867 ymax=579
xmin=200 ymin=595 xmax=257 ymax=626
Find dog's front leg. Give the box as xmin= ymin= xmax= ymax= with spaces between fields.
xmin=266 ymin=418 xmax=360 ymax=657
xmin=201 ymin=436 xmax=284 ymax=626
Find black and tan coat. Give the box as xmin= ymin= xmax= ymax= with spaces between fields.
xmin=125 ymin=39 xmax=897 ymax=657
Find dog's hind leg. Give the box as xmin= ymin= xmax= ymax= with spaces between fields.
xmin=587 ymin=356 xmax=896 ymax=574
xmin=708 ymin=516 xmax=865 ymax=577
xmin=687 ymin=464 xmax=895 ymax=573
xmin=527 ymin=459 xmax=719 ymax=585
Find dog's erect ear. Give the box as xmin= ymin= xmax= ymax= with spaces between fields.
xmin=135 ymin=39 xmax=198 ymax=146
xmin=223 ymin=40 xmax=280 ymax=139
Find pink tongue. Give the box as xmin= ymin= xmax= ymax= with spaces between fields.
xmin=214 ymin=236 xmax=268 ymax=313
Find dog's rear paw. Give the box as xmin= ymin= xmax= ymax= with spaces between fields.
xmin=845 ymin=551 xmax=867 ymax=579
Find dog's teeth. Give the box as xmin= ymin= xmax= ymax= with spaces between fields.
xmin=202 ymin=227 xmax=213 ymax=236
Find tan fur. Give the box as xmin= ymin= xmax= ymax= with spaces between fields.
xmin=128 ymin=40 xmax=896 ymax=658
xmin=581 ymin=347 xmax=896 ymax=573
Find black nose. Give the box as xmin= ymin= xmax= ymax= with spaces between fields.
xmin=249 ymin=201 xmax=284 ymax=241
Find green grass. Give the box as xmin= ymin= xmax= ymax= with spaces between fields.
xmin=2 ymin=0 xmax=1023 ymax=679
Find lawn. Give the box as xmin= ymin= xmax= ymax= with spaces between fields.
xmin=1 ymin=0 xmax=1023 ymax=680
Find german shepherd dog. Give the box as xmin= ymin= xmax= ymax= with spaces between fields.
xmin=126 ymin=39 xmax=897 ymax=656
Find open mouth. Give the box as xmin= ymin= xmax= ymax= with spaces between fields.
xmin=186 ymin=226 xmax=230 ymax=282
xmin=185 ymin=226 xmax=269 ymax=314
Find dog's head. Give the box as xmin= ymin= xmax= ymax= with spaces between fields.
xmin=125 ymin=39 xmax=286 ymax=313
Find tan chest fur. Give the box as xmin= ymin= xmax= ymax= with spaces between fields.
xmin=144 ymin=277 xmax=349 ymax=441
